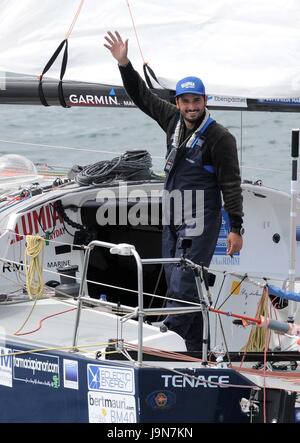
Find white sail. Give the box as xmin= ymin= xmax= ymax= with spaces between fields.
xmin=1 ymin=0 xmax=300 ymax=97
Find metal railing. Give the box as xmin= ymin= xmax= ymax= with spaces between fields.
xmin=72 ymin=241 xmax=210 ymax=365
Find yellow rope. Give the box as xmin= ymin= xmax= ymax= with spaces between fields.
xmin=242 ymin=288 xmax=269 ymax=352
xmin=25 ymin=235 xmax=45 ymax=299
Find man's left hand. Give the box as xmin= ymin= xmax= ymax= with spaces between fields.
xmin=227 ymin=232 xmax=243 ymax=256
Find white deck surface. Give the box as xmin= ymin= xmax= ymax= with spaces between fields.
xmin=0 ymin=298 xmax=186 ymax=355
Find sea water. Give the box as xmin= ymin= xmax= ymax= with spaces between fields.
xmin=0 ymin=105 xmax=299 ymax=192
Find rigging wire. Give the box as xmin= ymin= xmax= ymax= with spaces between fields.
xmin=0 ymin=139 xmax=165 ymax=160
xmin=213 ymin=271 xmax=226 ymax=309
xmin=217 ymin=313 xmax=232 ymax=367
xmin=65 ymin=0 xmax=85 ymax=39
xmin=1 ymin=222 xmax=296 ymax=293
xmin=0 ymin=226 xmax=291 ymax=286
xmin=126 ymin=0 xmax=146 ymax=64
xmin=0 ymin=138 xmax=292 ymax=173
xmin=216 ymin=274 xmax=248 ymax=310
xmin=0 ymin=238 xmax=292 ymax=301
xmin=0 ymin=254 xmax=203 ymax=307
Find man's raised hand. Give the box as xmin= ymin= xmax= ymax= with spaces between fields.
xmin=104 ymin=31 xmax=129 ymax=66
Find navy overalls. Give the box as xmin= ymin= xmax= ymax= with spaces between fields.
xmin=163 ymin=117 xmax=222 ymax=352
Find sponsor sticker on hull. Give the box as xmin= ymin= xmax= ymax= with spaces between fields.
xmin=0 ymin=347 xmax=12 ymax=387
xmin=88 ymin=391 xmax=136 ymax=423
xmin=63 ymin=359 xmax=79 ymax=390
xmin=87 ymin=364 xmax=135 ymax=394
xmin=13 ymin=351 xmax=60 ymax=389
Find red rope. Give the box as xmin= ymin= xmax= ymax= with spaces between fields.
xmin=14 ymin=307 xmax=77 ymax=336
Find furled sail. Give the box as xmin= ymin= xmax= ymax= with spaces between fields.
xmin=0 ymin=0 xmax=300 ymax=100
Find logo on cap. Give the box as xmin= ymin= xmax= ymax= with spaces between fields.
xmin=181 ymin=81 xmax=196 ymax=89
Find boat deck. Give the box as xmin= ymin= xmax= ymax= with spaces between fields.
xmin=0 ymin=296 xmax=186 ymax=359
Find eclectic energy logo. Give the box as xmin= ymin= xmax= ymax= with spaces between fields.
xmin=87 ymin=364 xmax=135 ymax=395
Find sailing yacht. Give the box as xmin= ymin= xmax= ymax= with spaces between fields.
xmin=0 ymin=0 xmax=299 ymax=423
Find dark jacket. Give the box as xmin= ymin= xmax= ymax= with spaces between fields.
xmin=119 ymin=62 xmax=243 ymax=228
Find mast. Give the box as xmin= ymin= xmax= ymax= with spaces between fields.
xmin=288 ymin=129 xmax=299 ymax=323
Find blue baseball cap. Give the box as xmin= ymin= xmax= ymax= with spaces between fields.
xmin=175 ymin=76 xmax=206 ymax=97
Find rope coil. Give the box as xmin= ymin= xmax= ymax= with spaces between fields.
xmin=242 ymin=287 xmax=269 ymax=352
xmin=25 ymin=235 xmax=45 ymax=299
xmin=73 ymin=150 xmax=153 ymax=186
